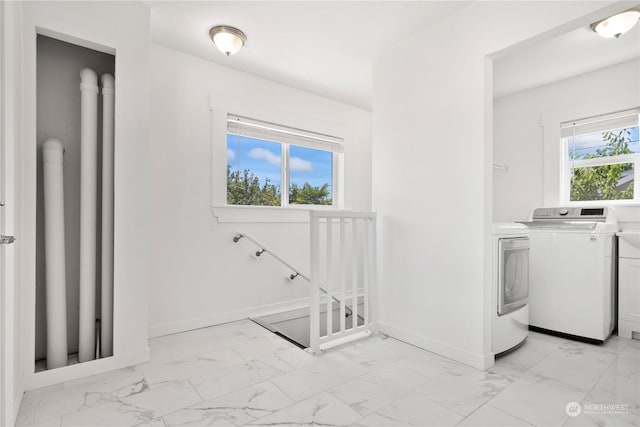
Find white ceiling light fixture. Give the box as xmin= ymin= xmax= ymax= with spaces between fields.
xmin=591 ymin=8 xmax=640 ymax=39
xmin=209 ymin=25 xmax=247 ymax=56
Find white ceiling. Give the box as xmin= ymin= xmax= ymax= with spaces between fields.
xmin=148 ymin=1 xmax=639 ymax=108
xmin=148 ymin=1 xmax=471 ymax=111
xmin=494 ymin=22 xmax=640 ymax=98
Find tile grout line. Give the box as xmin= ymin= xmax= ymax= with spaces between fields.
xmin=452 ymin=336 xmax=563 ymax=426
xmin=474 ymin=335 xmax=625 ymax=427
xmin=571 ymin=342 xmax=625 ymax=426
xmin=250 ymin=335 xmax=535 ymax=427
xmin=152 ymin=351 xmax=303 ymax=426
xmin=486 ymin=404 xmax=536 ymax=426
xmin=282 ymin=345 xmax=482 ymax=425
xmin=129 ymin=325 xmax=290 ymax=425
xmin=245 ymin=343 xmax=412 ymax=425
xmin=186 ymin=377 xmax=205 ymax=403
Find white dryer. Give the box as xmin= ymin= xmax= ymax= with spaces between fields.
xmin=523 ymin=207 xmax=618 ymax=342
xmin=492 ymin=223 xmax=529 ymax=355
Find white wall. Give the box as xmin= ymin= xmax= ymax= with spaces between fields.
xmin=372 ymin=1 xmax=618 ymax=369
xmin=21 ymin=1 xmax=150 ymax=390
xmin=493 ymin=59 xmax=640 ymax=224
xmin=148 ymin=44 xmax=372 ymax=337
xmin=1 ymin=0 xmax=24 ymax=424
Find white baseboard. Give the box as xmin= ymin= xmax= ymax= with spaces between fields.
xmin=24 ymin=348 xmax=150 ymax=391
xmin=618 ymin=319 xmax=640 ymax=339
xmin=148 ymin=297 xmax=312 ymax=338
xmin=13 ymin=385 xmax=24 ymax=426
xmin=378 ymin=322 xmax=494 ymax=371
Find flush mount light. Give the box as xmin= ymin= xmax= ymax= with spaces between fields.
xmin=209 ymin=25 xmax=247 ymax=56
xmin=591 ymin=8 xmax=640 ymax=38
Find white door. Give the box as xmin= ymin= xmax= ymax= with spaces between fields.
xmin=497 ymin=237 xmax=529 ymax=315
xmin=0 ymin=0 xmax=19 ymax=424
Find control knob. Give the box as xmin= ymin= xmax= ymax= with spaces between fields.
xmin=558 ymin=208 xmax=569 ymax=216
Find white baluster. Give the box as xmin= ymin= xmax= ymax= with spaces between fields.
xmin=369 ymin=216 xmax=378 ymax=330
xmin=351 ymin=218 xmax=358 ymax=329
xmin=363 ymin=218 xmax=369 ymax=326
xmin=326 ymin=218 xmax=333 ymax=337
xmin=339 ymin=218 xmax=346 ymax=332
xmin=309 ymin=212 xmax=320 ymax=353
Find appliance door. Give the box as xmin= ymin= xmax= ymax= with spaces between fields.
xmin=498 ymin=237 xmax=529 ymax=316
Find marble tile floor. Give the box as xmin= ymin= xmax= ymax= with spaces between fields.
xmin=16 ymin=320 xmax=640 ymax=427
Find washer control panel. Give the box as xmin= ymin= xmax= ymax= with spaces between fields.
xmin=532 ymin=207 xmax=607 ymax=221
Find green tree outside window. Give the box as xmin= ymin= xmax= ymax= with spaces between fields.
xmin=227 ymin=166 xmax=332 ymax=206
xmin=570 ymin=129 xmax=635 ymax=201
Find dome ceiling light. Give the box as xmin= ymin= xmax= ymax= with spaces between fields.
xmin=591 ymin=8 xmax=640 ymax=38
xmin=209 ymin=25 xmax=247 ymax=56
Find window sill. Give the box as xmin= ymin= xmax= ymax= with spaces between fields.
xmin=212 ymin=205 xmax=341 ymax=223
xmin=565 ymin=201 xmax=640 ymax=207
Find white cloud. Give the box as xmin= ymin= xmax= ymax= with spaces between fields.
xmin=289 ymin=156 xmax=313 ymax=172
xmin=227 ymin=148 xmax=235 ymax=163
xmin=248 ymin=148 xmax=280 ymax=167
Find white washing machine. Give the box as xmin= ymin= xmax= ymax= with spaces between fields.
xmin=523 ymin=207 xmax=618 ymax=342
xmin=492 ymin=223 xmax=529 ymax=355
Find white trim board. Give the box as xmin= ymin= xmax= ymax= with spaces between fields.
xmin=24 ymin=349 xmax=150 ymax=391
xmin=0 ymin=0 xmax=23 ymax=424
xmin=212 ymin=206 xmax=312 ymax=224
xmin=149 ymin=296 xmax=312 ymax=338
xmin=378 ymin=321 xmax=495 ymax=371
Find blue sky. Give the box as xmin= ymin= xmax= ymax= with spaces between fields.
xmin=227 ymin=135 xmax=332 ymax=194
xmin=568 ymin=126 xmax=639 ymax=158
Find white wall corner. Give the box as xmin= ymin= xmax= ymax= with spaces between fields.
xmin=13 ymin=394 xmax=23 ymax=426
xmin=378 ymin=322 xmax=494 ymax=371
xmin=208 ymin=213 xmax=218 ymax=230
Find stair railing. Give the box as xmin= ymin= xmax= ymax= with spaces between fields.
xmin=309 ymin=210 xmax=377 ymax=353
xmin=232 ymin=232 xmax=354 ymax=317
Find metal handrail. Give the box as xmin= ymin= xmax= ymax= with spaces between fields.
xmin=232 ymin=232 xmax=354 ymax=317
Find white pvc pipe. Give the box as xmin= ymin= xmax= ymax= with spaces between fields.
xmin=100 ymin=73 xmax=114 ymax=358
xmin=42 ymin=139 xmax=68 ymax=369
xmin=78 ymin=68 xmax=98 ymax=363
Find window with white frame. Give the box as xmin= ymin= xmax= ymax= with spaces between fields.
xmin=226 ymin=114 xmax=342 ymax=207
xmin=561 ymin=108 xmax=639 ymax=204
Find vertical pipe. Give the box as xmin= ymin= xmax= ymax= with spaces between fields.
xmin=42 ymin=139 xmax=68 ymax=369
xmin=78 ymin=68 xmax=98 ymax=363
xmin=309 ymin=212 xmax=320 ymax=353
xmin=100 ymin=74 xmax=114 ymax=358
